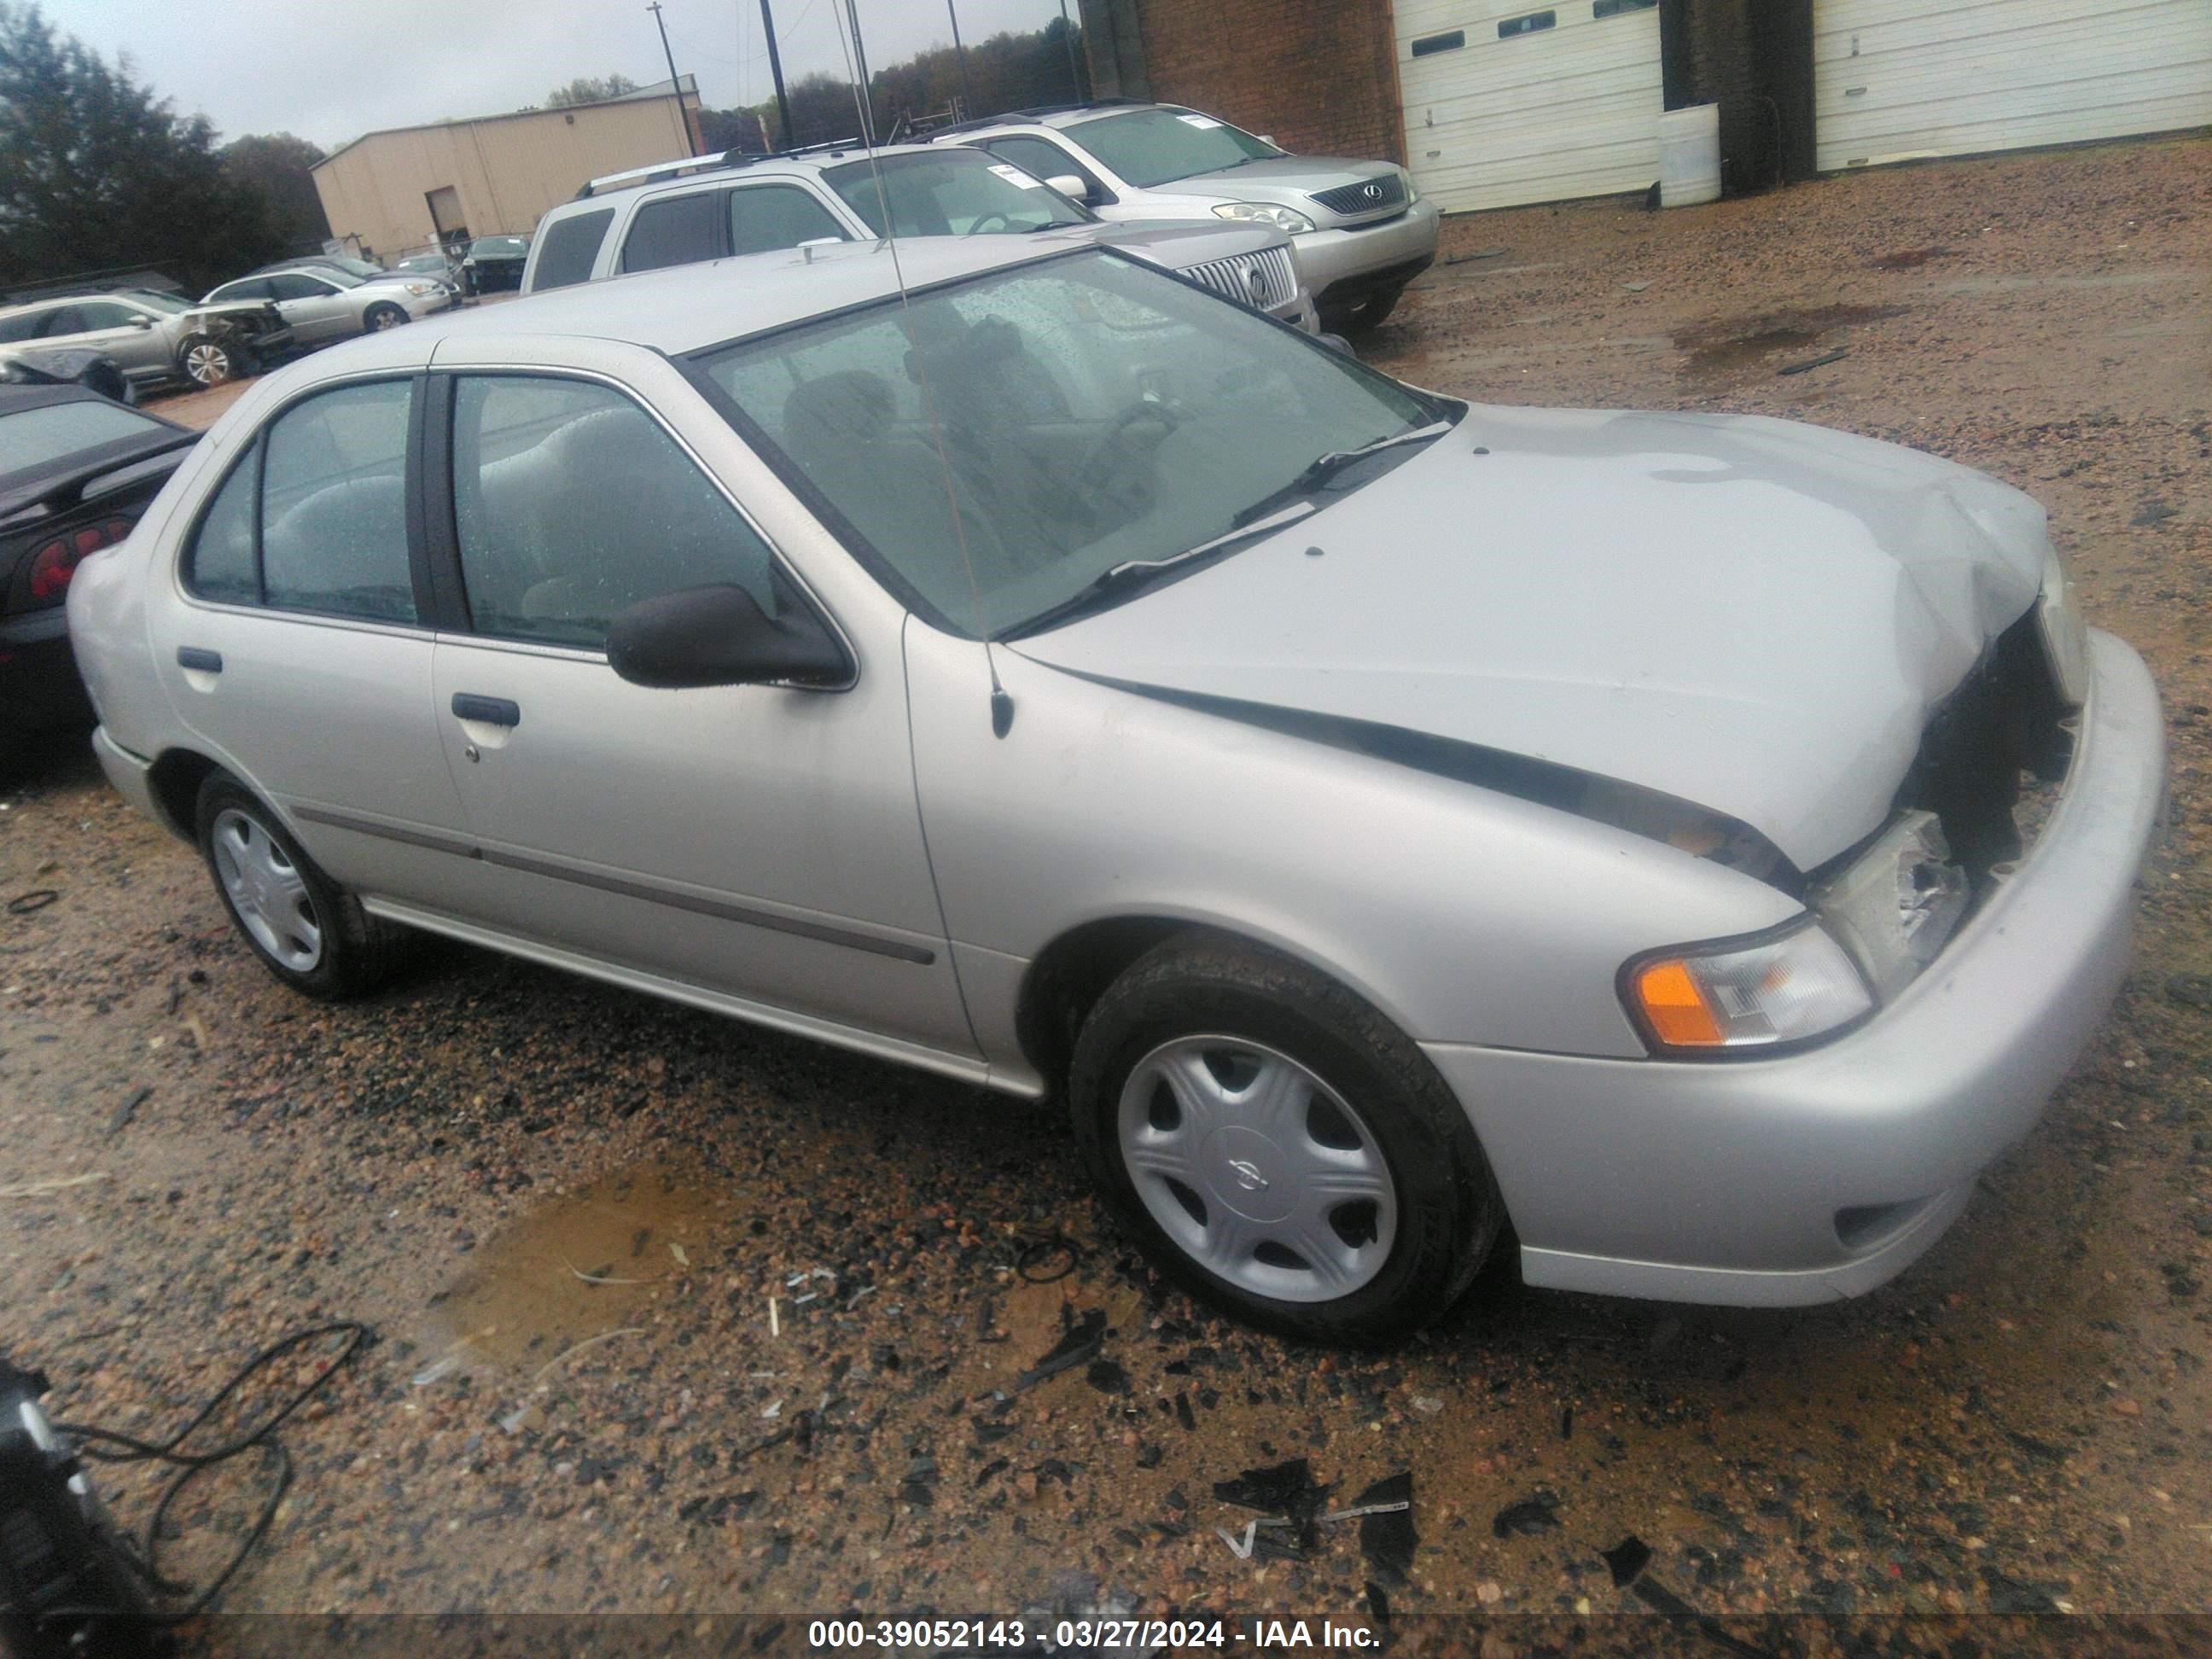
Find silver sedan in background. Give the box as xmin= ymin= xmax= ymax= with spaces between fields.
xmin=201 ymin=265 xmax=450 ymax=346
xmin=68 ymin=240 xmax=2164 ymax=1342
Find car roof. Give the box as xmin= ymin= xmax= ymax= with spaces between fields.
xmin=309 ymin=236 xmax=1086 ymax=372
xmin=928 ymin=100 xmax=1179 ymax=140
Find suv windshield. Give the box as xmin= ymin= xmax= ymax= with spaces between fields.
xmin=696 ymin=249 xmax=1442 ymax=637
xmin=1064 ymin=108 xmax=1279 ymax=189
xmin=823 ymin=151 xmax=1090 ymax=238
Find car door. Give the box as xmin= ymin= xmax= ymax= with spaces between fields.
xmin=422 ymin=362 xmax=975 ymax=1062
xmin=53 ymin=299 xmax=172 ymax=381
xmin=265 ymin=272 xmax=356 ymax=344
xmin=149 ymin=373 xmax=479 ymax=912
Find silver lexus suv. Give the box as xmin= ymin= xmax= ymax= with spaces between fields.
xmin=523 ymin=141 xmax=1317 ymax=333
xmin=928 ymin=100 xmax=1440 ymax=332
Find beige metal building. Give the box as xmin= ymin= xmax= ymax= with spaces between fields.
xmin=311 ymin=77 xmax=702 ymax=259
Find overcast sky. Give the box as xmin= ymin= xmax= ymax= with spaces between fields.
xmin=48 ymin=0 xmax=1076 ymax=149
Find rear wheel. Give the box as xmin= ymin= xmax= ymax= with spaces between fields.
xmin=194 ymin=772 xmax=410 ymax=1000
xmin=1069 ymin=933 xmax=1504 ymax=1344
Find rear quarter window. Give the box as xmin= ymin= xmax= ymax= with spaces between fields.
xmin=529 ymin=207 xmax=617 ymax=291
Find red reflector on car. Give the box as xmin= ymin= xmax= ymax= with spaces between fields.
xmin=73 ymin=526 xmax=106 ymax=555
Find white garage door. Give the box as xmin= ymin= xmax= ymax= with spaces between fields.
xmin=1815 ymin=0 xmax=2212 ymax=172
xmin=1395 ymin=0 xmax=1665 ymax=213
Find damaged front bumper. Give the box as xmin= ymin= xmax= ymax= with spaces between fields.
xmin=1424 ymin=628 xmax=2166 ymax=1307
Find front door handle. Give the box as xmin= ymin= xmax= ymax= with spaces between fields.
xmin=177 ymin=646 xmax=223 ymax=673
xmin=451 ymin=693 xmax=521 ymax=727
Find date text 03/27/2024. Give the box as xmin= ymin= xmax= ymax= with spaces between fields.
xmin=804 ymin=1620 xmax=1381 ymax=1649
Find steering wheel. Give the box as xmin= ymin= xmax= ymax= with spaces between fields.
xmin=964 ymin=212 xmax=1016 ymax=236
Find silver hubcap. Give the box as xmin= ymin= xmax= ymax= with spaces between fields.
xmin=370 ymin=308 xmax=400 ymax=329
xmin=211 ymin=808 xmax=323 ymax=972
xmin=186 ymin=345 xmax=225 ymax=382
xmin=1116 ymin=1037 xmax=1397 ymax=1303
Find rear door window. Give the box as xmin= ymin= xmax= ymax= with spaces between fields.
xmin=725 ymin=184 xmax=849 ymax=257
xmin=530 ymin=208 xmax=615 ymax=291
xmin=620 ymin=192 xmax=725 ymax=274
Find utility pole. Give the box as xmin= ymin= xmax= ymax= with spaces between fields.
xmin=645 ymin=2 xmax=698 ymax=154
xmin=1057 ymin=0 xmax=1083 ymax=100
xmin=757 ymin=0 xmax=795 ymax=149
xmin=946 ymin=0 xmax=973 ymax=109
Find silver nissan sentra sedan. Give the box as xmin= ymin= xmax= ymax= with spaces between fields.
xmin=67 ymin=238 xmax=2165 ymax=1342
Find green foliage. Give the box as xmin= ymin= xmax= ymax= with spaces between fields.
xmin=221 ymin=131 xmax=329 ymax=255
xmin=544 ymin=73 xmax=640 ymax=109
xmin=0 ymin=3 xmax=287 ymax=294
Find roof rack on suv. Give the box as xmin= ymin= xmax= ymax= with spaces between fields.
xmin=923 ymin=97 xmax=1144 ymax=140
xmin=577 ymin=137 xmax=870 ymax=199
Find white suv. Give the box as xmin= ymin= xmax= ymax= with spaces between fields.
xmin=524 ymin=142 xmax=1317 ymax=333
xmin=928 ymin=101 xmax=1439 ymax=333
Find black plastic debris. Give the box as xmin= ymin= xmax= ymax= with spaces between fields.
xmin=974 ymin=1457 xmax=1009 ymax=1487
xmin=1559 ymin=1405 xmax=1575 ymax=1441
xmin=1174 ymin=1391 xmax=1196 ymax=1431
xmin=1602 ymin=1534 xmax=1653 ymax=1587
xmin=1086 ymin=1359 xmax=1130 ymax=1394
xmin=1214 ymin=1458 xmax=1330 ymax=1523
xmin=898 ymin=1455 xmax=938 ymax=1506
xmin=1778 ymin=347 xmax=1848 ymax=376
xmin=108 ymin=1086 xmax=151 ymax=1136
xmin=1493 ymin=1491 xmax=1561 ymax=1538
xmin=1011 ymin=1309 xmax=1105 ymax=1393
xmin=1353 ymin=1471 xmax=1416 ymax=1590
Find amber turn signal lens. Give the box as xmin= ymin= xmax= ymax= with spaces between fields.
xmin=1633 ymin=959 xmax=1725 ymax=1047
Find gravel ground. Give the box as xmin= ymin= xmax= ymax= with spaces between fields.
xmin=3 ymin=137 xmax=2209 ymax=1650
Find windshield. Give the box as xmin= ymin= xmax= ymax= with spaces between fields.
xmin=1064 ymin=108 xmax=1279 ymax=189
xmin=396 ymin=254 xmax=446 ymax=271
xmin=121 ymin=290 xmax=192 ymax=314
xmin=823 ymin=151 xmax=1090 ymax=238
xmin=0 ymin=399 xmax=171 ymax=479
xmin=695 ymin=250 xmax=1437 ymax=637
xmin=473 ymin=238 xmax=529 ymax=257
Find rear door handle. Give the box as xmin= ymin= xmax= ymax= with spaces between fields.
xmin=177 ymin=647 xmax=222 ymax=673
xmin=451 ymin=693 xmax=521 ymax=727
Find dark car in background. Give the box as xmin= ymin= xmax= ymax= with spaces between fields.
xmin=462 ymin=236 xmax=530 ymax=294
xmin=1 ymin=384 xmax=196 ymax=763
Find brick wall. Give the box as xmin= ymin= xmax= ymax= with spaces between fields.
xmin=1131 ymin=0 xmax=1404 ymax=163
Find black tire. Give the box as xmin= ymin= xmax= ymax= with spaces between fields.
xmin=193 ymin=771 xmax=411 ymax=1000
xmin=1068 ymin=932 xmax=1505 ymax=1345
xmin=363 ymin=302 xmax=407 ymax=333
xmin=1322 ymin=283 xmax=1406 ymax=336
xmin=178 ymin=335 xmax=247 ymax=387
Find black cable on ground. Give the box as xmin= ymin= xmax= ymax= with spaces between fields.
xmin=40 ymin=1320 xmax=370 ymax=1626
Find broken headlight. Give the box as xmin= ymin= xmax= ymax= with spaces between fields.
xmin=2034 ymin=541 xmax=2087 ymax=707
xmin=1811 ymin=811 xmax=1970 ymax=1002
xmin=1623 ymin=921 xmax=1872 ymax=1053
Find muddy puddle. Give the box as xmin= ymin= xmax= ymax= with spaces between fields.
xmin=416 ymin=1157 xmax=731 ymax=1381
xmin=1673 ymin=303 xmax=1906 ymax=379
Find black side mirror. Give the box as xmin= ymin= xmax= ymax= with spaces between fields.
xmin=606 ymin=583 xmax=847 ymax=690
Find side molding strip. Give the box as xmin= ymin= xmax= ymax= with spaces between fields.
xmin=292 ymin=805 xmax=935 ymax=965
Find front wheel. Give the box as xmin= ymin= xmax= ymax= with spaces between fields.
xmin=1069 ymin=934 xmax=1504 ymax=1344
xmin=178 ymin=335 xmax=247 ymax=387
xmin=1321 ymin=283 xmax=1406 ymax=335
xmin=364 ymin=302 xmax=408 ymax=332
xmin=194 ymin=772 xmax=411 ymax=1000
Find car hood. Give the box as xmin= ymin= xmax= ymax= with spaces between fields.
xmin=1010 ymin=407 xmax=2049 ymax=870
xmin=1144 ymin=154 xmax=1400 ymax=204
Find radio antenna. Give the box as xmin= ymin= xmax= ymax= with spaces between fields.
xmin=828 ymin=0 xmax=1012 ymax=736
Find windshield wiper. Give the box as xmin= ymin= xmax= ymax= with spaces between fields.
xmin=1230 ymin=419 xmax=1452 ymax=529
xmin=1001 ymin=501 xmax=1318 ymax=640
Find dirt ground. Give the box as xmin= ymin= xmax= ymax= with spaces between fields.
xmin=3 ymin=137 xmax=2209 ymax=1650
